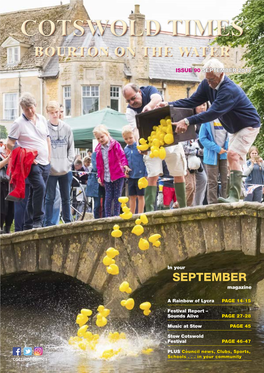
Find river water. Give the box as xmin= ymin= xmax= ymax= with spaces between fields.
xmin=1 ymin=273 xmax=264 ymax=373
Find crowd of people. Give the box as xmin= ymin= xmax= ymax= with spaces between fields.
xmin=0 ymin=58 xmax=263 ymax=234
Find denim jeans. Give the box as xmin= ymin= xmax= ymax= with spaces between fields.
xmin=44 ymin=171 xmax=72 ymax=226
xmin=24 ymin=163 xmax=51 ymax=229
xmin=51 ymin=183 xmax=61 ymax=225
xmin=14 ymin=183 xmax=30 ymax=231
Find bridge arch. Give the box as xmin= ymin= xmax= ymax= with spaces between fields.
xmin=1 ymin=202 xmax=264 ymax=314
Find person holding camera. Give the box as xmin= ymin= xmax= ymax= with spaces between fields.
xmin=244 ymin=146 xmax=264 ymax=203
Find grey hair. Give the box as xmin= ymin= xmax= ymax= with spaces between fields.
xmin=122 ymin=83 xmax=140 ymax=97
xmin=203 ymin=58 xmax=225 ymax=77
xmin=19 ymin=92 xmax=36 ymax=107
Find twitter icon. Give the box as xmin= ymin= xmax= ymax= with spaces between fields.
xmin=23 ymin=347 xmax=32 ymax=356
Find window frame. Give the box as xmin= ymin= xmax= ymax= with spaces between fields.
xmin=7 ymin=46 xmax=20 ymax=65
xmin=110 ymin=86 xmax=121 ymax=112
xmin=81 ymin=85 xmax=100 ymax=115
xmin=63 ymin=86 xmax=72 ymax=118
xmin=3 ymin=93 xmax=18 ymax=120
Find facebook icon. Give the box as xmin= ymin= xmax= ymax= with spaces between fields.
xmin=13 ymin=347 xmax=21 ymax=356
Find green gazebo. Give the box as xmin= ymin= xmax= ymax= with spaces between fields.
xmin=65 ymin=108 xmax=128 ymax=148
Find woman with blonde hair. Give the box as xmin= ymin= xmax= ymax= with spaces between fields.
xmin=244 ymin=146 xmax=264 ymax=203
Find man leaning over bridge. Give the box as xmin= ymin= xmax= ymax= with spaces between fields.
xmin=158 ymin=58 xmax=261 ymax=203
xmin=123 ymin=83 xmax=187 ymax=210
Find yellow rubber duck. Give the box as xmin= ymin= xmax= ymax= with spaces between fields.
xmin=142 ymin=348 xmax=154 ymax=354
xmin=138 ymin=177 xmax=148 ymax=190
xmin=140 ymin=214 xmax=148 ymax=225
xmin=83 ymin=331 xmax=93 ymax=341
xmin=98 ymin=308 xmax=110 ymax=318
xmin=101 ymin=348 xmax=121 ymax=359
xmin=103 ymin=255 xmax=115 ymax=266
xmin=140 ymin=301 xmax=152 ymax=316
xmin=164 ymin=133 xmax=174 ymax=145
xmin=108 ymin=331 xmax=126 ymax=342
xmin=107 ymin=263 xmax=119 ymax=275
xmin=96 ymin=315 xmax=107 ymax=327
xmin=111 ymin=224 xmax=122 ymax=238
xmin=77 ymin=324 xmax=88 ymax=337
xmin=118 ymin=196 xmax=129 ymax=204
xmin=106 ymin=247 xmax=119 ymax=258
xmin=78 ymin=341 xmax=87 ymax=350
xmin=153 ymin=240 xmax=161 ymax=247
xmin=81 ymin=309 xmax=92 ymax=317
xmin=159 ymin=147 xmax=166 ymax=160
xmin=76 ymin=314 xmax=88 ymax=326
xmin=143 ymin=309 xmax=151 ymax=316
xmin=121 ymin=298 xmax=135 ymax=310
xmin=120 ymin=210 xmax=133 ymax=220
xmin=137 ymin=143 xmax=149 ymax=151
xmin=135 ymin=218 xmax=141 ymax=225
xmin=119 ymin=281 xmax=132 ymax=294
xmin=138 ymin=238 xmax=149 ymax=251
xmin=148 ymin=234 xmax=161 ymax=243
xmin=131 ymin=224 xmax=144 ymax=236
xmin=139 ymin=138 xmax=147 ymax=145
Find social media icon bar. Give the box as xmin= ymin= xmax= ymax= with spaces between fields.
xmin=12 ymin=347 xmax=21 ymax=356
xmin=23 ymin=347 xmax=32 ymax=356
xmin=34 ymin=347 xmax=43 ymax=356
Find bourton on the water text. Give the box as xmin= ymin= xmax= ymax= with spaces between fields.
xmin=20 ymin=19 xmax=243 ymax=58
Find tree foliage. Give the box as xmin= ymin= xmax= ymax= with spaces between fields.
xmin=214 ymin=0 xmax=264 ymax=156
xmin=0 ymin=125 xmax=8 ymax=139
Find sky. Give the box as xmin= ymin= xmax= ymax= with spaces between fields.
xmin=1 ymin=0 xmax=247 ymax=33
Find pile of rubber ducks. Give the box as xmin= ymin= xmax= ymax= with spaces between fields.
xmin=103 ymin=247 xmax=120 ymax=275
xmin=137 ymin=117 xmax=174 ymax=159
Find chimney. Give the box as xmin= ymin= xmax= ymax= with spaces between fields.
xmin=128 ymin=4 xmax=145 ymax=50
xmin=70 ymin=0 xmax=83 ymax=8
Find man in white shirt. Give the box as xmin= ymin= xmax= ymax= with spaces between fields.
xmin=7 ymin=93 xmax=51 ymax=229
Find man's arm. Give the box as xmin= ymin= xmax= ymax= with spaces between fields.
xmin=47 ymin=136 xmax=51 ymax=163
xmin=7 ymin=138 xmax=16 ymax=151
xmin=169 ymin=80 xmax=208 ymax=109
xmin=67 ymin=130 xmax=75 ymax=164
xmin=125 ymin=108 xmax=137 ymax=129
xmin=142 ymin=93 xmax=162 ymax=112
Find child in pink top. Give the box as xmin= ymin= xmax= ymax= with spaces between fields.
xmin=93 ymin=125 xmax=130 ymax=217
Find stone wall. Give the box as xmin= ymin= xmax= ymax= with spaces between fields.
xmin=1 ymin=202 xmax=264 ymax=315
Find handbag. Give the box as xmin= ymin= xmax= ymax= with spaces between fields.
xmin=0 ymin=166 xmax=9 ymax=183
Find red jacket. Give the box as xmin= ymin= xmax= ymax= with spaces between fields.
xmin=7 ymin=147 xmax=38 ymax=201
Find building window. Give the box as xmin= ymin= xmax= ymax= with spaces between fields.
xmin=3 ymin=93 xmax=18 ymax=120
xmin=7 ymin=47 xmax=20 ymax=65
xmin=110 ymin=86 xmax=120 ymax=111
xmin=63 ymin=86 xmax=71 ymax=117
xmin=82 ymin=86 xmax=99 ymax=114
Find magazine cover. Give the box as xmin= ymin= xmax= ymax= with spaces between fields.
xmin=0 ymin=0 xmax=264 ymax=372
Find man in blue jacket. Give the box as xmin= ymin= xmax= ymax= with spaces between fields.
xmin=158 ymin=58 xmax=261 ymax=203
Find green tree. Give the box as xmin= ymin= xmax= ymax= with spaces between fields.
xmin=0 ymin=125 xmax=8 ymax=139
xmin=214 ymin=0 xmax=264 ymax=156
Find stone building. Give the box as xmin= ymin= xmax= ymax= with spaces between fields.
xmin=0 ymin=0 xmax=245 ymax=131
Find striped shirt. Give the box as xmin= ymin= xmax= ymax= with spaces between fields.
xmin=101 ymin=142 xmax=111 ymax=182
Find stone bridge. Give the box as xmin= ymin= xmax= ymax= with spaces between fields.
xmin=1 ymin=202 xmax=264 ymax=315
